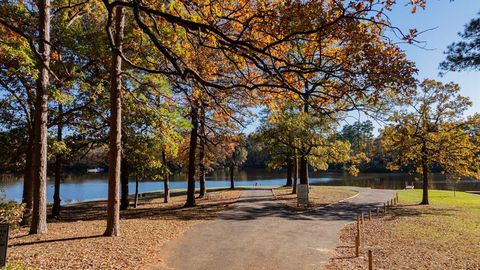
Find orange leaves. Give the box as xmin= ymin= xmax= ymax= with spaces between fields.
xmin=51 ymin=51 xmax=60 ymax=61
xmin=402 ymin=28 xmax=418 ymax=44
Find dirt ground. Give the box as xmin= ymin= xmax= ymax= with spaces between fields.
xmin=6 ymin=189 xmax=240 ymax=270
xmin=272 ymin=186 xmax=357 ymax=210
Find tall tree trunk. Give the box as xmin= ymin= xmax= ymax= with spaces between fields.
xmin=230 ymin=148 xmax=236 ymax=189
xmin=162 ymin=151 xmax=170 ymax=203
xmin=184 ymin=105 xmax=198 ymax=207
xmin=230 ymin=163 xmax=235 ymax=189
xmin=104 ymin=4 xmax=125 ymax=237
xmin=286 ymin=156 xmax=292 ymax=186
xmin=52 ymin=104 xmax=63 ymax=218
xmin=299 ymin=155 xmax=309 ymax=185
xmin=299 ymin=89 xmax=310 ymax=186
xmin=420 ymin=141 xmax=429 ymax=205
xmin=292 ymin=155 xmax=298 ymax=194
xmin=29 ymin=0 xmax=50 ymax=235
xmin=134 ymin=175 xmax=139 ymax=208
xmin=120 ymin=157 xmax=129 ymax=210
xmin=22 ymin=124 xmax=34 ymax=225
xmin=198 ymin=107 xmax=206 ymax=198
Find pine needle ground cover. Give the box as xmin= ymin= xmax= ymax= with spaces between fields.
xmin=326 ymin=189 xmax=480 ymax=269
xmin=272 ymin=186 xmax=357 ymax=210
xmin=6 ymin=189 xmax=240 ymax=270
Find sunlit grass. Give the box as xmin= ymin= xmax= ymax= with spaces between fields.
xmin=398 ymin=189 xmax=480 ymax=211
xmin=393 ymin=189 xmax=480 ymax=261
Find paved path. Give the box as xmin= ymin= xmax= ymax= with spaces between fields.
xmin=156 ymin=187 xmax=394 ymax=270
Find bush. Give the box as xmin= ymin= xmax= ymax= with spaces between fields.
xmin=0 ymin=201 xmax=25 ymax=226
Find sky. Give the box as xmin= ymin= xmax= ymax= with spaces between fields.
xmin=244 ymin=1 xmax=480 ymax=134
xmin=388 ymin=0 xmax=480 ymax=116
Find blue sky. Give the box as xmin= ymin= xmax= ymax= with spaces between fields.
xmin=388 ymin=0 xmax=480 ymax=116
xmin=244 ymin=1 xmax=480 ymax=134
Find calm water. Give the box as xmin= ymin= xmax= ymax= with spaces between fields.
xmin=1 ymin=169 xmax=479 ymax=204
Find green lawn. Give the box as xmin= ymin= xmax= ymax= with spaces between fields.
xmin=398 ymin=189 xmax=480 ymax=211
xmin=393 ymin=189 xmax=480 ymax=267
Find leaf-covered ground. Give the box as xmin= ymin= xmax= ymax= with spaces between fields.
xmin=6 ymin=189 xmax=240 ymax=270
xmin=272 ymin=186 xmax=357 ymax=210
xmin=325 ymin=189 xmax=480 ymax=270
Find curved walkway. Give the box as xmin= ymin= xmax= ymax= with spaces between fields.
xmin=155 ymin=187 xmax=394 ymax=270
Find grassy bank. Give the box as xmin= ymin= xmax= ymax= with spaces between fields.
xmin=326 ymin=189 xmax=480 ymax=269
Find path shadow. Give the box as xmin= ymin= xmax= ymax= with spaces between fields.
xmin=219 ymin=198 xmax=391 ymax=222
xmin=49 ymin=188 xmax=245 ymax=223
xmin=8 ymin=234 xmax=103 ymax=247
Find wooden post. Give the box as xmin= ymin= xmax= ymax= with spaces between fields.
xmin=355 ymin=234 xmax=360 ymax=257
xmin=357 ymin=215 xmax=361 ymax=242
xmin=0 ymin=223 xmax=9 ymax=267
xmin=361 ymin=213 xmax=364 ymax=224
xmin=383 ymin=203 xmax=387 ymax=215
xmin=376 ymin=207 xmax=379 ymax=217
xmin=391 ymin=199 xmax=394 ymax=206
xmin=368 ymin=250 xmax=373 ymax=270
xmin=396 ymin=192 xmax=399 ymax=204
xmin=368 ymin=209 xmax=372 ymax=221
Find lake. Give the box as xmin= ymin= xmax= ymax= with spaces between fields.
xmin=1 ymin=169 xmax=479 ymax=204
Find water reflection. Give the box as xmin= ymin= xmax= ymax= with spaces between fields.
xmin=1 ymin=169 xmax=479 ymax=204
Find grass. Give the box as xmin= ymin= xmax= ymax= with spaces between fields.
xmin=326 ymin=189 xmax=480 ymax=269
xmin=398 ymin=189 xmax=480 ymax=210
xmin=395 ymin=189 xmax=480 ymax=245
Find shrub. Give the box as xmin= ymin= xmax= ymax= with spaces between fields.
xmin=0 ymin=201 xmax=25 ymax=226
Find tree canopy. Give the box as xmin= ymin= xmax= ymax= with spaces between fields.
xmin=382 ymin=80 xmax=480 ymax=204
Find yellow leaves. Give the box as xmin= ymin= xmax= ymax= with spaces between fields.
xmin=382 ymin=79 xmax=479 ymax=179
xmin=49 ymin=140 xmax=70 ymax=157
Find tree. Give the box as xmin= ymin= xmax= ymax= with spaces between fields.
xmin=441 ymin=12 xmax=480 ymax=72
xmin=339 ymin=121 xmax=374 ymax=154
xmin=268 ymin=19 xmax=415 ymax=185
xmin=0 ymin=0 xmax=50 ymax=234
xmin=257 ymin=107 xmax=359 ymax=188
xmin=0 ymin=27 xmax=36 ymax=223
xmin=29 ymin=0 xmax=51 ymax=235
xmin=243 ymin=133 xmax=270 ymax=168
xmin=120 ymin=72 xmax=186 ymax=209
xmin=0 ymin=0 xmax=428 ymax=237
xmin=102 ymin=0 xmax=422 ymax=94
xmin=185 ymin=103 xmax=199 ymax=207
xmin=98 ymin=0 xmax=420 ymax=215
xmin=382 ymin=80 xmax=480 ymax=205
xmin=198 ymin=105 xmax=207 ymax=198
xmin=104 ymin=3 xmax=125 ymax=237
xmin=254 ymin=110 xmax=296 ymax=187
xmin=226 ymin=136 xmax=248 ymax=190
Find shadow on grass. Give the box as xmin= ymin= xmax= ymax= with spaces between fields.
xmin=386 ymin=204 xmax=460 ymax=219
